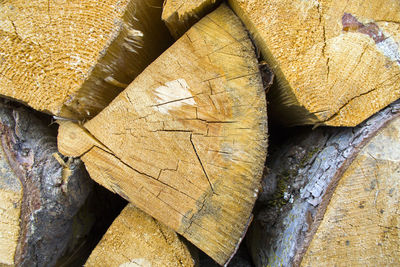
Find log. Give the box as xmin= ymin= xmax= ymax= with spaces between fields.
xmin=228 ymin=0 xmax=400 ymax=126
xmin=0 ymin=0 xmax=172 ymax=120
xmin=0 ymin=100 xmax=93 ymax=266
xmin=249 ymin=100 xmax=400 ymax=266
xmin=162 ymin=0 xmax=220 ymax=39
xmin=162 ymin=0 xmax=400 ymax=126
xmin=85 ymin=204 xmax=197 ymax=267
xmin=58 ymin=4 xmax=268 ymax=265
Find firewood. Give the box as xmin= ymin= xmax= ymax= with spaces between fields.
xmin=85 ymin=204 xmax=197 ymax=267
xmin=0 ymin=101 xmax=93 ymax=266
xmin=162 ymin=0 xmax=400 ymax=126
xmin=249 ymin=100 xmax=400 ymax=266
xmin=228 ymin=0 xmax=400 ymax=126
xmin=58 ymin=4 xmax=267 ymax=265
xmin=0 ymin=0 xmax=172 ymax=120
xmin=162 ymin=0 xmax=220 ymax=39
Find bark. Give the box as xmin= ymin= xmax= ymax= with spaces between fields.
xmin=249 ymin=99 xmax=400 ymax=266
xmin=0 ymin=100 xmax=93 ymax=266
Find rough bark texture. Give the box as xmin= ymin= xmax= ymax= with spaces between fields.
xmin=249 ymin=99 xmax=400 ymax=266
xmin=0 ymin=100 xmax=93 ymax=266
xmin=0 ymin=0 xmax=172 ymax=120
xmin=58 ymin=4 xmax=268 ymax=265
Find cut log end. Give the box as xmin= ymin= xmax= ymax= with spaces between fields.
xmin=249 ymin=100 xmax=400 ymax=267
xmin=0 ymin=0 xmax=172 ymax=120
xmin=85 ymin=204 xmax=197 ymax=267
xmin=59 ymin=4 xmax=267 ymax=265
xmin=228 ymin=0 xmax=400 ymax=126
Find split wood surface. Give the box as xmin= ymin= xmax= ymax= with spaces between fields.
xmin=162 ymin=0 xmax=220 ymax=39
xmin=85 ymin=204 xmax=196 ymax=267
xmin=0 ymin=0 xmax=399 ymax=266
xmin=0 ymin=101 xmax=93 ymax=266
xmin=250 ymin=100 xmax=400 ymax=267
xmin=0 ymin=0 xmax=172 ymax=120
xmin=163 ymin=0 xmax=400 ymax=126
xmin=58 ymin=4 xmax=268 ymax=265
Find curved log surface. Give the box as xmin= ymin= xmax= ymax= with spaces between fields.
xmin=0 ymin=100 xmax=93 ymax=266
xmin=250 ymin=100 xmax=400 ymax=266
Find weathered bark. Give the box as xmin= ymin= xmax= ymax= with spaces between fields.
xmin=228 ymin=0 xmax=400 ymax=126
xmin=58 ymin=4 xmax=268 ymax=265
xmin=249 ymin=100 xmax=400 ymax=266
xmin=85 ymin=203 xmax=197 ymax=267
xmin=162 ymin=0 xmax=221 ymax=39
xmin=0 ymin=100 xmax=93 ymax=266
xmin=0 ymin=0 xmax=172 ymax=120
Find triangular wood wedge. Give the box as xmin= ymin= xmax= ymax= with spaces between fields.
xmin=250 ymin=100 xmax=400 ymax=266
xmin=0 ymin=0 xmax=172 ymax=120
xmin=228 ymin=0 xmax=400 ymax=126
xmin=162 ymin=0 xmax=220 ymax=39
xmin=85 ymin=204 xmax=197 ymax=266
xmin=58 ymin=4 xmax=267 ymax=265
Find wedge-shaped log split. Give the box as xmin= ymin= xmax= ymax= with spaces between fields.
xmin=0 ymin=0 xmax=172 ymax=120
xmin=58 ymin=4 xmax=267 ymax=265
xmin=85 ymin=204 xmax=196 ymax=266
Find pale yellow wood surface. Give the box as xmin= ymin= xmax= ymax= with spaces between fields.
xmin=162 ymin=0 xmax=219 ymax=38
xmin=58 ymin=4 xmax=267 ymax=265
xmin=228 ymin=0 xmax=400 ymax=126
xmin=0 ymin=0 xmax=171 ymax=120
xmin=0 ymin=143 xmax=22 ymax=266
xmin=85 ymin=204 xmax=196 ymax=267
xmin=302 ymin=117 xmax=400 ymax=266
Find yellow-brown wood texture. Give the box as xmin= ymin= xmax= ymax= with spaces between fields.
xmin=0 ymin=0 xmax=171 ymax=120
xmin=0 ymin=147 xmax=22 ymax=266
xmin=228 ymin=0 xmax=400 ymax=126
xmin=301 ymin=117 xmax=400 ymax=266
xmin=85 ymin=204 xmax=196 ymax=267
xmin=58 ymin=4 xmax=267 ymax=265
xmin=162 ymin=0 xmax=219 ymax=39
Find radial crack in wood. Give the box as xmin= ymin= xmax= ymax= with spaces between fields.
xmin=227 ymin=0 xmax=400 ymax=126
xmin=249 ymin=100 xmax=400 ymax=266
xmin=58 ymin=4 xmax=268 ymax=265
xmin=0 ymin=0 xmax=172 ymax=120
xmin=85 ymin=204 xmax=197 ymax=267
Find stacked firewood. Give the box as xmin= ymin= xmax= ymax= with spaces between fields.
xmin=0 ymin=0 xmax=399 ymax=266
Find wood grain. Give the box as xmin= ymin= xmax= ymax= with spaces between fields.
xmin=249 ymin=100 xmax=400 ymax=266
xmin=0 ymin=0 xmax=172 ymax=120
xmin=85 ymin=204 xmax=196 ymax=267
xmin=228 ymin=0 xmax=400 ymax=126
xmin=58 ymin=4 xmax=267 ymax=265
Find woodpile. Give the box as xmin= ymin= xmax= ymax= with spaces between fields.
xmin=0 ymin=0 xmax=399 ymax=266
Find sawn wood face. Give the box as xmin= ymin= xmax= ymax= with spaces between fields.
xmin=58 ymin=5 xmax=267 ymax=265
